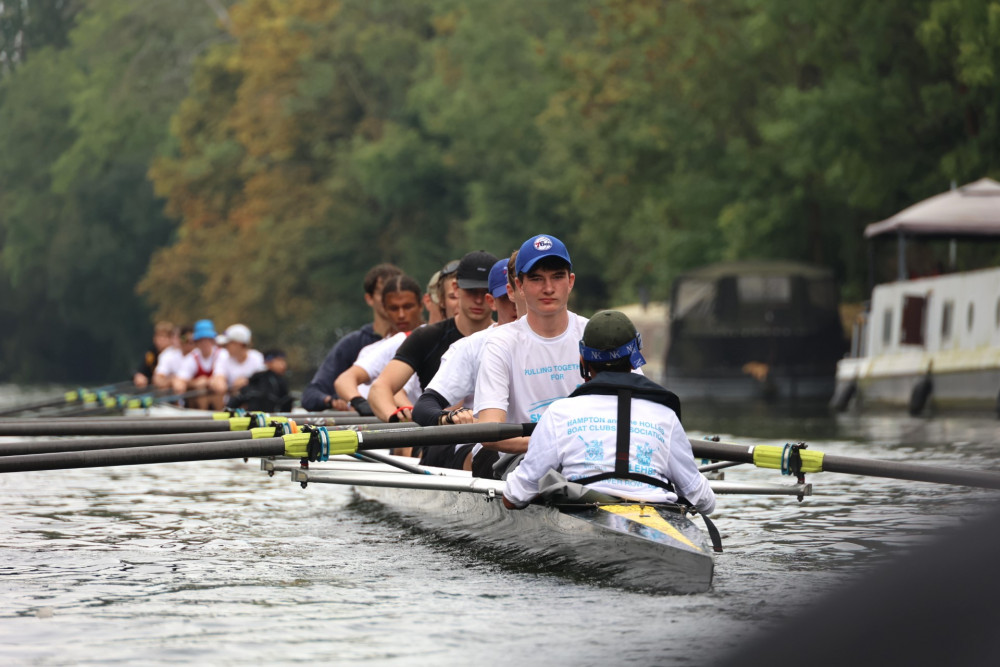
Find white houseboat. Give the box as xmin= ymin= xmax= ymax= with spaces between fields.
xmin=833 ymin=178 xmax=1000 ymax=414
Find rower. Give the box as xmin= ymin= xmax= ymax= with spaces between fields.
xmin=210 ymin=324 xmax=266 ymax=400
xmin=368 ymin=251 xmax=499 ymax=423
xmin=173 ymin=319 xmax=225 ymax=410
xmin=333 ymin=274 xmax=427 ymax=416
xmin=152 ymin=324 xmax=193 ymax=391
xmin=412 ymin=255 xmax=520 ymax=469
xmin=502 ymin=310 xmax=716 ymax=515
xmin=133 ymin=321 xmax=175 ymax=389
xmin=472 ymin=234 xmax=589 ymax=478
xmin=300 ymin=263 xmax=402 ymax=412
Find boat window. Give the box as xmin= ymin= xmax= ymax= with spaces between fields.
xmin=900 ymin=295 xmax=926 ymax=346
xmin=738 ymin=275 xmax=791 ymax=304
xmin=967 ymin=302 xmax=975 ymax=331
xmin=941 ymin=301 xmax=953 ymax=340
xmin=672 ymin=279 xmax=716 ymax=320
xmin=882 ymin=309 xmax=893 ymax=346
xmin=807 ymin=279 xmax=837 ymax=310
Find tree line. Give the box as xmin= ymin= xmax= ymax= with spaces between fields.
xmin=1 ymin=0 xmax=997 ymax=382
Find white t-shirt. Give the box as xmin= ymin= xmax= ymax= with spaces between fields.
xmin=474 ymin=313 xmax=588 ymax=423
xmin=176 ymin=346 xmax=225 ymax=381
xmin=213 ymin=349 xmax=266 ymax=386
xmin=355 ymin=332 xmax=422 ymax=405
xmin=504 ymin=392 xmax=716 ymax=514
xmin=426 ymin=323 xmax=497 ymax=407
xmin=153 ymin=346 xmax=184 ymax=378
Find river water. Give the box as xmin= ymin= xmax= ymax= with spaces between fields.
xmin=1 ymin=385 xmax=998 ymax=666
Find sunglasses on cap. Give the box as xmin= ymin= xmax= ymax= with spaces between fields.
xmin=440 ymin=260 xmax=460 ymax=276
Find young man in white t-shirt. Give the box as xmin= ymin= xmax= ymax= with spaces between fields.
xmin=502 ymin=310 xmax=716 ymax=515
xmin=334 ymin=274 xmax=426 ymax=415
xmin=473 ymin=234 xmax=588 ymax=476
xmin=210 ymin=324 xmax=266 ymax=398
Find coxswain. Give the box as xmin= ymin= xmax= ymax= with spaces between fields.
xmin=368 ymin=251 xmax=499 ymax=423
xmin=300 ymin=263 xmax=402 ymax=412
xmin=472 ymin=234 xmax=589 ymax=478
xmin=502 ymin=310 xmax=716 ymax=515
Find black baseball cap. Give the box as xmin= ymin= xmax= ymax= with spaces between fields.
xmin=456 ymin=250 xmax=499 ymax=289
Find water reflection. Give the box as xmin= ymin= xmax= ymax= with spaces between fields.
xmin=0 ymin=399 xmax=998 ymax=664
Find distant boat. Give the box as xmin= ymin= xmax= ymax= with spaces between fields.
xmin=664 ymin=260 xmax=846 ymax=402
xmin=833 ymin=178 xmax=1000 ymax=415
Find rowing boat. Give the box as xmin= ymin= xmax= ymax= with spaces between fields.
xmin=263 ymin=456 xmax=807 ymax=594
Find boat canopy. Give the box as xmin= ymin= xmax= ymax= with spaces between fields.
xmin=864 ymin=178 xmax=1000 ymax=238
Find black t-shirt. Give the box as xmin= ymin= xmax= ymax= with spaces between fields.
xmin=393 ymin=318 xmax=464 ymax=390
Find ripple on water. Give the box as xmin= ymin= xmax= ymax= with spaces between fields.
xmin=0 ymin=407 xmax=998 ymax=665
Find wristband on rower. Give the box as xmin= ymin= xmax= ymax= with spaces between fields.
xmin=444 ymin=407 xmax=470 ymax=424
xmin=388 ymin=405 xmax=413 ymax=423
xmin=350 ymin=396 xmax=374 ymax=416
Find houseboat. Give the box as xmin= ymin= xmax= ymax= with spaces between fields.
xmin=663 ymin=261 xmax=846 ymax=402
xmin=833 ymin=178 xmax=1000 ymax=414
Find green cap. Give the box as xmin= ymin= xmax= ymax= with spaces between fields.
xmin=583 ymin=311 xmax=637 ymax=350
xmin=580 ymin=310 xmax=646 ymax=369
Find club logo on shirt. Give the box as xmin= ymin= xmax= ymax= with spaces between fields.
xmin=533 ymin=237 xmax=553 ymax=251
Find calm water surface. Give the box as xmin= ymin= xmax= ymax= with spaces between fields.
xmin=1 ymin=386 xmax=998 ymax=665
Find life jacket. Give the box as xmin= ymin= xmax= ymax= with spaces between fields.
xmin=570 ymin=371 xmax=722 ymax=552
xmin=192 ymin=348 xmax=219 ymax=379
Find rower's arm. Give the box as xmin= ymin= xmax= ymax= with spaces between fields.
xmin=477 ymin=408 xmax=529 ymax=454
xmin=333 ymin=365 xmax=371 ymax=403
xmin=502 ymin=409 xmax=559 ymax=509
xmin=369 ymin=360 xmax=415 ymax=422
xmin=669 ymin=426 xmax=717 ymax=515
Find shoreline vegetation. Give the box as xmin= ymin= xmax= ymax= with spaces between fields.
xmin=2 ymin=0 xmax=998 ymax=383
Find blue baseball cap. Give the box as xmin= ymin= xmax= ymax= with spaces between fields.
xmin=515 ymin=234 xmax=571 ymax=275
xmin=488 ymin=259 xmax=509 ymax=299
xmin=192 ymin=319 xmax=217 ymax=341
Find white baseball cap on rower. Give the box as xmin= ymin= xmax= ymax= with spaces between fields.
xmin=224 ymin=323 xmax=252 ymax=345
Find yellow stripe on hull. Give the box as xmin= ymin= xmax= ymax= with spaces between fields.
xmin=599 ymin=504 xmax=702 ymax=552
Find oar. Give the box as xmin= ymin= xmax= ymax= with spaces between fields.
xmin=0 ymin=423 xmax=527 ymax=473
xmin=0 ymin=381 xmax=135 ymax=417
xmin=0 ymin=415 xmax=382 ymax=436
xmin=692 ymin=440 xmax=1000 ymax=491
xmin=0 ymin=421 xmax=421 ymax=457
xmin=42 ymin=388 xmax=211 ymax=417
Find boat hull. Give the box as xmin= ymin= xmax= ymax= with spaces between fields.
xmin=353 ymin=483 xmax=714 ymax=594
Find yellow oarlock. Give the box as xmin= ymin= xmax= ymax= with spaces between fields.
xmin=752 ymin=444 xmax=824 ymax=473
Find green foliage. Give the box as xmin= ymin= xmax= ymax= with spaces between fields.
xmin=3 ymin=0 xmax=1000 ymax=381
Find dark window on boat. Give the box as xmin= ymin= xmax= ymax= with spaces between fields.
xmin=737 ymin=276 xmax=791 ymax=303
xmin=882 ymin=309 xmax=893 ymax=346
xmin=900 ymin=296 xmax=926 ymax=346
xmin=672 ymin=279 xmax=717 ymax=321
xmin=807 ymin=279 xmax=837 ymax=311
xmin=941 ymin=301 xmax=954 ymax=340
xmin=967 ymin=302 xmax=975 ymax=332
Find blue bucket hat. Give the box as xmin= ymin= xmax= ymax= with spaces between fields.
xmin=515 ymin=234 xmax=571 ymax=275
xmin=192 ymin=319 xmax=217 ymax=341
xmin=488 ymin=259 xmax=509 ymax=299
